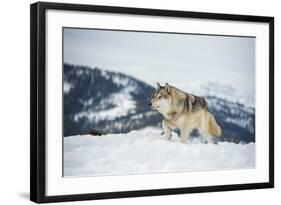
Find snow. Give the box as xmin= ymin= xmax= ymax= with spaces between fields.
xmin=100 ymin=69 xmax=110 ymax=80
xmin=95 ymin=89 xmax=136 ymax=120
xmin=64 ymin=128 xmax=255 ymax=177
xmin=225 ymin=117 xmax=254 ymax=133
xmin=130 ymin=112 xmax=156 ymax=120
xmin=63 ymin=81 xmax=73 ymax=94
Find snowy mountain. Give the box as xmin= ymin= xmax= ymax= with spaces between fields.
xmin=63 ymin=64 xmax=255 ymax=143
xmin=64 ymin=128 xmax=255 ymax=177
xmin=63 ymin=64 xmax=161 ymax=136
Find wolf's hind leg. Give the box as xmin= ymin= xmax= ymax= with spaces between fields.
xmin=162 ymin=119 xmax=175 ymax=140
xmin=198 ymin=114 xmax=214 ymax=144
xmin=205 ymin=135 xmax=214 ymax=144
xmin=199 ymin=128 xmax=213 ymax=144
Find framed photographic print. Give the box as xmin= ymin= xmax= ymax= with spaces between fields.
xmin=30 ymin=1 xmax=274 ymax=203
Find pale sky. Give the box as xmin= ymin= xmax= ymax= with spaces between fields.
xmin=63 ymin=28 xmax=255 ymax=93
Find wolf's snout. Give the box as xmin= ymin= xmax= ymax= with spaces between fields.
xmin=148 ymin=103 xmax=152 ymax=107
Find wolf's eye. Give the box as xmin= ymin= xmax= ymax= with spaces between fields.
xmin=158 ymin=96 xmax=162 ymax=99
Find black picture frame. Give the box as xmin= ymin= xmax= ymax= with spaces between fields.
xmin=30 ymin=1 xmax=274 ymax=203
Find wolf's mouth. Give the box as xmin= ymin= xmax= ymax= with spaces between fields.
xmin=151 ymin=106 xmax=159 ymax=110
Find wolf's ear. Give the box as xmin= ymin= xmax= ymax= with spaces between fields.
xmin=164 ymin=83 xmax=171 ymax=93
xmin=156 ymin=82 xmax=161 ymax=89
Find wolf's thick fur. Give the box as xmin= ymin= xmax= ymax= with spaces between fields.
xmin=150 ymin=83 xmax=222 ymax=143
xmin=208 ymin=112 xmax=222 ymax=137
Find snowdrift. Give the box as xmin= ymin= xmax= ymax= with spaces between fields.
xmin=64 ymin=128 xmax=255 ymax=177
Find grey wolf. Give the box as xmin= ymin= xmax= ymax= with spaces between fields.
xmin=149 ymin=82 xmax=222 ymax=143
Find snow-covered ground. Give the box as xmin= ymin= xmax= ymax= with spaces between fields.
xmin=64 ymin=128 xmax=255 ymax=177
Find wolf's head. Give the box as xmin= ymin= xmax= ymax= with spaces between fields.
xmin=149 ymin=82 xmax=172 ymax=115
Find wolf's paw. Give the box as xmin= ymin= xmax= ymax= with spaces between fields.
xmin=164 ymin=134 xmax=172 ymax=141
xmin=206 ymin=136 xmax=214 ymax=144
xmin=180 ymin=138 xmax=188 ymax=144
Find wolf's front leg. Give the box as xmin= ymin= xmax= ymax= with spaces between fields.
xmin=179 ymin=128 xmax=192 ymax=144
xmin=162 ymin=119 xmax=172 ymax=140
xmin=206 ymin=136 xmax=214 ymax=144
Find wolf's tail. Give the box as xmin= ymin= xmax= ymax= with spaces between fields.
xmin=208 ymin=112 xmax=222 ymax=137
